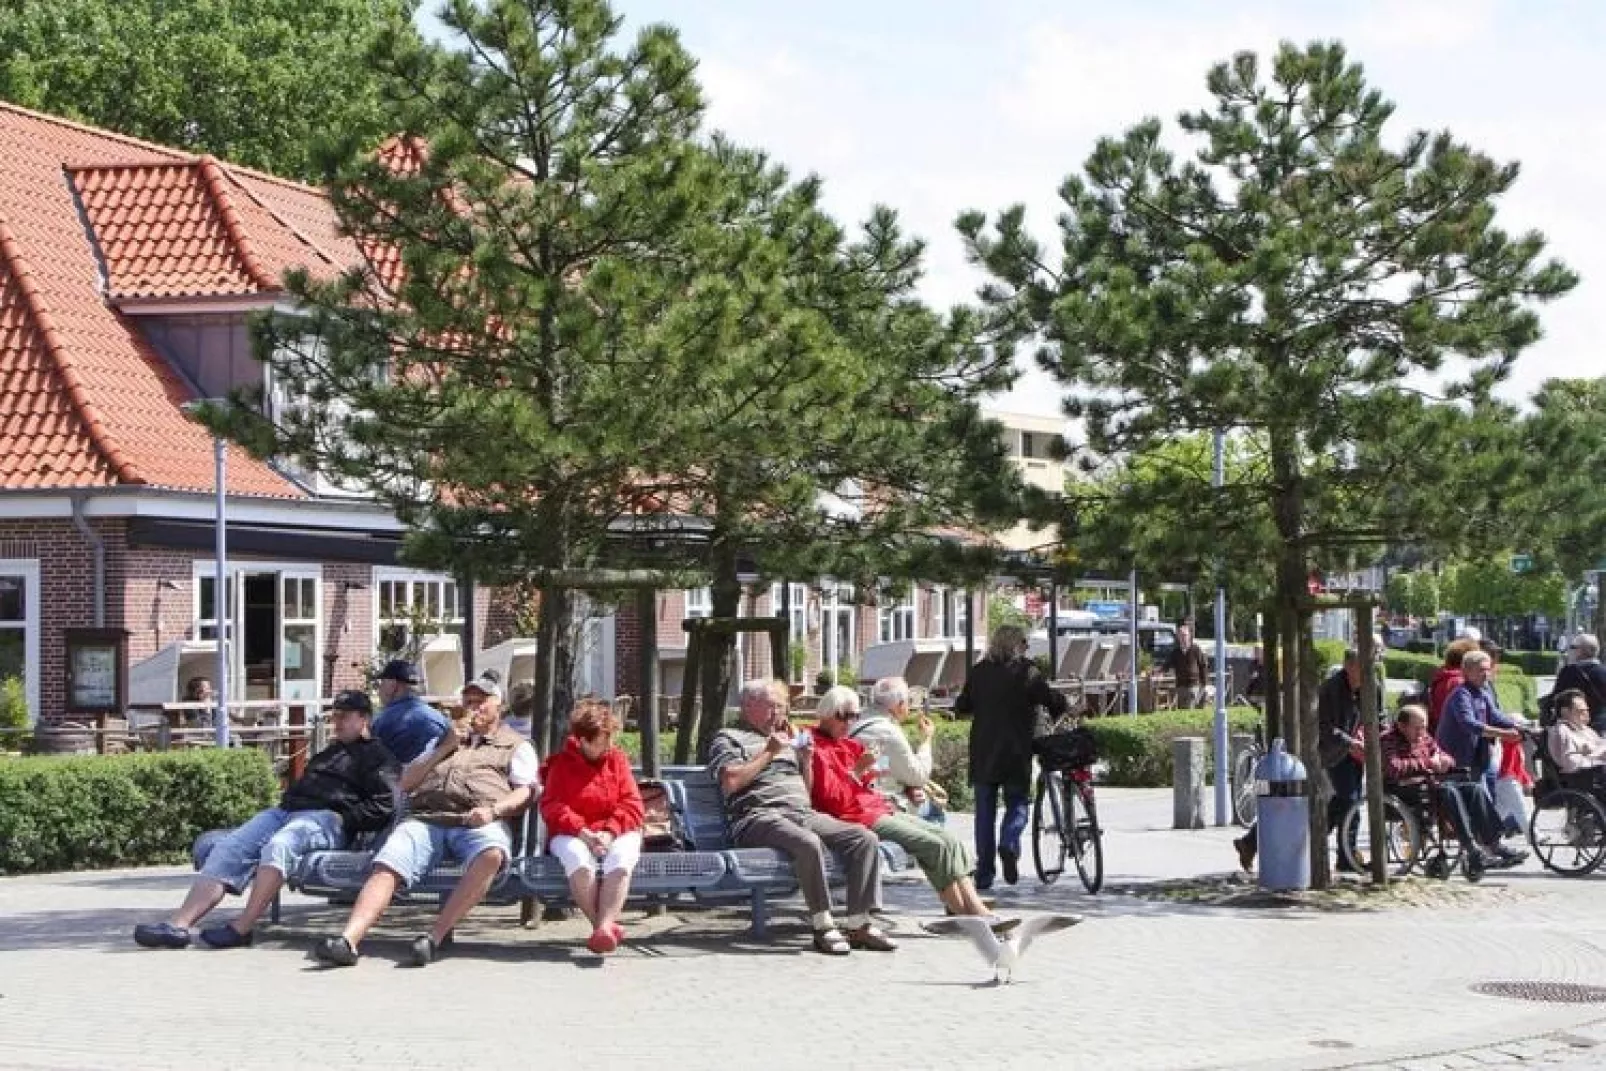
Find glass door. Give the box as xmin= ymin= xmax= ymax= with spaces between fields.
xmin=279 ymin=574 xmax=320 ymax=702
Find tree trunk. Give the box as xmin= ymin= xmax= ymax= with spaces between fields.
xmin=1261 ymin=610 xmax=1280 ymax=743
xmin=1298 ymin=613 xmax=1329 ymax=889
xmin=694 ymin=534 xmax=743 ymax=763
xmin=530 ymin=583 xmax=575 ymax=759
xmin=1594 ymin=572 xmax=1605 ymax=642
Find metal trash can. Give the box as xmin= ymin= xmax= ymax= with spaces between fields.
xmin=1255 ymin=739 xmax=1309 ymax=891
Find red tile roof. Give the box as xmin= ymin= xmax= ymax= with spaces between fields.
xmin=0 ymin=101 xmax=364 ymax=496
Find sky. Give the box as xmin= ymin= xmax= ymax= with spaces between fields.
xmin=422 ymin=1 xmax=1603 ymax=421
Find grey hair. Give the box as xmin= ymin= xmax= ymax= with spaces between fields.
xmin=988 ymin=624 xmax=1028 ymax=660
xmin=1461 ymin=650 xmax=1493 ymax=672
xmin=1576 ymin=633 xmax=1600 ymax=659
xmin=739 ymin=679 xmax=785 ymax=708
xmin=816 ymin=685 xmax=861 ymax=721
xmin=871 ymin=676 xmax=910 ymax=714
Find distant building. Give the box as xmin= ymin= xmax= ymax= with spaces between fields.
xmin=982 ymin=409 xmax=1070 ymax=553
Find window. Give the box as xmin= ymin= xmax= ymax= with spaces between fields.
xmin=821 ymin=582 xmax=856 ymax=679
xmin=684 ymin=587 xmax=712 ymax=619
xmin=281 ymin=576 xmax=318 ymax=685
xmin=195 ymin=574 xmax=233 ymax=642
xmin=375 ymin=570 xmax=464 ymax=656
xmin=952 ymin=590 xmax=971 ymax=640
xmin=933 ymin=586 xmax=950 ymax=639
xmin=1021 ymin=431 xmax=1038 ymax=459
xmin=0 ymin=561 xmax=39 ymax=723
xmin=878 ymin=591 xmax=917 ymax=643
xmin=768 ymin=583 xmax=807 ymax=641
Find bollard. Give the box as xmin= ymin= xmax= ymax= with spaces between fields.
xmin=1172 ymin=736 xmax=1205 ymax=829
xmin=1255 ymin=739 xmax=1310 ymax=891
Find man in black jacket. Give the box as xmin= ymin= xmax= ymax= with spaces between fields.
xmin=134 ymin=690 xmax=399 ymax=950
xmin=1554 ymin=634 xmax=1606 ymax=733
xmin=956 ymin=624 xmax=1069 ymax=889
xmin=1317 ymin=650 xmax=1365 ymax=869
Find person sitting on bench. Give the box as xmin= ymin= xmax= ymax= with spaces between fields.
xmin=707 ymin=679 xmax=896 ymax=956
xmin=540 ymin=699 xmax=644 ymax=955
xmin=810 ymin=686 xmax=1005 ymax=926
xmin=313 ymin=674 xmax=538 ymax=968
xmin=134 ymin=690 xmax=398 ymax=950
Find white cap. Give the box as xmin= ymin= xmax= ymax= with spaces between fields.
xmin=461 ymin=673 xmax=503 ymax=700
xmin=1458 ymin=626 xmax=1483 ymax=643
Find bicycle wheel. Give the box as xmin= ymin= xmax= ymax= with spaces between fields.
xmin=1032 ymin=769 xmax=1068 ymax=884
xmin=1529 ymin=788 xmax=1606 ymax=877
xmin=1341 ymin=795 xmax=1421 ymax=877
xmin=1070 ymin=782 xmax=1105 ymax=894
xmin=1231 ymin=747 xmax=1259 ymax=827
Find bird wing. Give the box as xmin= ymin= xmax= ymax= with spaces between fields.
xmin=1016 ymin=913 xmax=1085 ymax=958
xmin=923 ymin=916 xmax=1003 ymax=962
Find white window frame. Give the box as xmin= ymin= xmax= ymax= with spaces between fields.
xmin=0 ymin=559 xmax=41 ymax=724
xmin=1021 ymin=431 xmax=1038 ymax=459
xmin=684 ymin=587 xmax=712 ymax=620
xmin=822 ymin=582 xmax=857 ymax=680
xmin=768 ymin=582 xmax=808 ymax=641
xmin=878 ymin=591 xmax=917 ymax=643
xmin=372 ymin=568 xmax=465 ymax=656
xmin=952 ymin=589 xmax=971 ymax=641
xmin=192 ymin=560 xmax=323 ymax=702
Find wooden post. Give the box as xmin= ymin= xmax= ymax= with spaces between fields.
xmin=1357 ymin=612 xmax=1387 ymax=887
xmin=288 ymin=703 xmax=308 ymax=782
xmin=673 ymin=624 xmax=703 ymax=766
xmin=639 ymin=589 xmax=660 ymax=778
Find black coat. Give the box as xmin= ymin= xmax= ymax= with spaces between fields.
xmin=279 ymin=735 xmax=400 ymax=834
xmin=956 ymin=654 xmax=1068 ymax=787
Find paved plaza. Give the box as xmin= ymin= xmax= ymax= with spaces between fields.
xmin=5 ymin=790 xmax=1606 ymax=1070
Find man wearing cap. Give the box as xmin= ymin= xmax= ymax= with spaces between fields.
xmin=133 ymin=690 xmax=399 ymax=950
xmin=371 ymin=659 xmax=451 ymax=763
xmin=314 ymin=673 xmax=538 ymax=967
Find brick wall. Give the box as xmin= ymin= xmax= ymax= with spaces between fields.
xmin=0 ymin=518 xmax=115 ymax=720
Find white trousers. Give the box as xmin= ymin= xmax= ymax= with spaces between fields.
xmin=550 ymin=830 xmax=643 ymax=877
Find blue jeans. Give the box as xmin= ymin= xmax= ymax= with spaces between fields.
xmin=371 ymin=818 xmax=513 ymax=889
xmin=972 ymin=780 xmax=1029 ymax=885
xmin=199 ymin=807 xmax=344 ymax=893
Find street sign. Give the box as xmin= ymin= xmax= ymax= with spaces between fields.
xmin=1510 ymin=554 xmax=1533 ymax=574
xmin=1087 ymin=600 xmax=1127 ymax=619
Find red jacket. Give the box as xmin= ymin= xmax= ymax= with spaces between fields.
xmin=1380 ymin=726 xmax=1449 ymax=783
xmin=1427 ymin=667 xmax=1463 ymax=734
xmin=809 ymin=733 xmax=893 ymax=827
xmin=539 ymin=736 xmax=644 ymax=839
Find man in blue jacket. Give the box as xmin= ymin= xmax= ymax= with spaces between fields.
xmin=371 ymin=659 xmax=450 ymax=764
xmin=1434 ymin=649 xmax=1528 ymax=868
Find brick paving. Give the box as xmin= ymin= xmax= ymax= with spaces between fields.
xmin=5 ymin=790 xmax=1606 ymax=1070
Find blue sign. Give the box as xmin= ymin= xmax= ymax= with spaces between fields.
xmin=1086 ymin=600 xmax=1127 ymax=619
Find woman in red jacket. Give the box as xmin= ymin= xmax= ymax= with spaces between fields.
xmin=540 ymin=700 xmax=644 ymax=954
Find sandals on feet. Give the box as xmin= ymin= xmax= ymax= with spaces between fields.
xmin=812 ymin=928 xmax=852 ymax=955
xmin=846 ymin=925 xmax=898 ymax=952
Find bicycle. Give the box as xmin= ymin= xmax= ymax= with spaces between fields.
xmin=1030 ymin=723 xmax=1104 ymax=893
xmin=1230 ymin=723 xmax=1263 ymax=828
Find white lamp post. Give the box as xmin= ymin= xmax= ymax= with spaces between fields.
xmin=182 ymin=402 xmax=230 ymax=748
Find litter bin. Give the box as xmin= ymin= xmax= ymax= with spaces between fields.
xmin=1255 ymin=739 xmax=1309 ymax=891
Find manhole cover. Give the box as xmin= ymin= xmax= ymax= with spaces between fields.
xmin=1472 ymin=981 xmax=1606 ymax=1004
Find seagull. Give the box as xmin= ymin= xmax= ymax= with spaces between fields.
xmin=922 ymin=914 xmax=1084 ymax=985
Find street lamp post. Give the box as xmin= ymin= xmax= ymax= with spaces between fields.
xmin=183 ymin=401 xmax=230 ymax=748
xmin=1212 ymin=428 xmax=1229 ymax=826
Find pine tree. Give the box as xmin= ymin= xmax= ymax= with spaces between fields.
xmin=960 ymin=41 xmax=1575 ymax=885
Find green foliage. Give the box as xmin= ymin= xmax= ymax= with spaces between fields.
xmin=1380 ymin=651 xmax=1537 ymax=715
xmin=0 ymin=0 xmax=414 ymax=181
xmin=1503 ymin=650 xmax=1561 ymax=677
xmin=1383 ymin=650 xmax=1442 ymax=686
xmin=1385 ymin=571 xmax=1441 ymax=618
xmin=0 ymin=749 xmax=277 ymax=874
xmin=1313 ymin=640 xmax=1349 ymax=670
xmin=988 ymin=595 xmax=1031 ymax=636
xmin=1441 ymin=558 xmax=1567 ymax=619
xmin=788 ymin=641 xmax=808 ymax=681
xmin=0 ymin=676 xmax=28 ymax=749
xmin=1082 ymin=708 xmax=1263 ymax=787
xmin=814 ymin=665 xmax=857 ymax=694
xmin=1520 ymin=379 xmax=1606 ymax=598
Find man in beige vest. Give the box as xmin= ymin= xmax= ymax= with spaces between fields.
xmin=314 ymin=674 xmax=538 ymax=968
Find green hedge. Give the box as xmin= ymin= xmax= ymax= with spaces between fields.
xmin=1503 ymin=649 xmax=1561 ymax=677
xmin=0 ymin=749 xmax=278 ymax=875
xmin=1378 ymin=651 xmax=1537 ymax=715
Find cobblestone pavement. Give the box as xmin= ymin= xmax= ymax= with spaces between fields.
xmin=5 ymin=790 xmax=1606 ymax=1070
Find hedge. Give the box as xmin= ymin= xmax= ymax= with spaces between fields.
xmin=1503 ymin=649 xmax=1562 ymax=677
xmin=622 ymin=707 xmax=1263 ymax=799
xmin=1379 ymin=651 xmax=1538 ymax=715
xmin=0 ymin=749 xmax=278 ymax=875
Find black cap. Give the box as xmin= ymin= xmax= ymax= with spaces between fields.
xmin=377 ymin=659 xmax=422 ymax=685
xmin=330 ymin=689 xmax=374 ymax=716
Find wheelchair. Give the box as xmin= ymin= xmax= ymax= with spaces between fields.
xmin=1340 ymin=774 xmax=1483 ymax=882
xmin=1526 ymin=728 xmax=1606 ymax=878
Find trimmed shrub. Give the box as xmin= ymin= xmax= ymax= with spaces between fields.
xmin=1083 ymin=707 xmax=1264 ymax=787
xmin=1503 ymin=649 xmax=1561 ymax=677
xmin=1313 ymin=639 xmax=1348 ymax=670
xmin=0 ymin=749 xmax=277 ymax=875
xmin=1383 ymin=650 xmax=1442 ymax=685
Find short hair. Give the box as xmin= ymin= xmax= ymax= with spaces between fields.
xmin=1555 ymin=688 xmax=1588 ymax=712
xmin=870 ymin=676 xmax=909 ymax=714
xmin=1461 ymin=650 xmax=1493 ymax=672
xmin=1443 ymin=638 xmax=1479 ymax=669
xmin=184 ymin=676 xmax=211 ymax=698
xmin=1575 ymin=634 xmax=1600 ymax=659
xmin=569 ymin=699 xmax=618 ymax=740
xmin=988 ymin=624 xmax=1028 ymax=660
xmin=816 ymin=685 xmax=861 ymax=721
xmin=739 ymin=678 xmax=786 ymax=708
xmin=1395 ymin=703 xmax=1428 ymax=726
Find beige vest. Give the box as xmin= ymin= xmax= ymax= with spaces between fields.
xmin=408 ymin=725 xmax=521 ymax=822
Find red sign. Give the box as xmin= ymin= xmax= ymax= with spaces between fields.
xmin=1307 ymin=571 xmax=1324 ymax=596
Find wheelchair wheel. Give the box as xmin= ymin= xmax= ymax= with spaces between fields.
xmin=1341 ymin=795 xmax=1421 ymax=877
xmin=1528 ymin=788 xmax=1606 ymax=877
xmin=1422 ymin=854 xmax=1451 ymax=881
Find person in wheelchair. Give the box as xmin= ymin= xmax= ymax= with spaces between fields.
xmin=1382 ymin=704 xmax=1526 ymax=870
xmin=1548 ymin=689 xmax=1606 ymax=790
